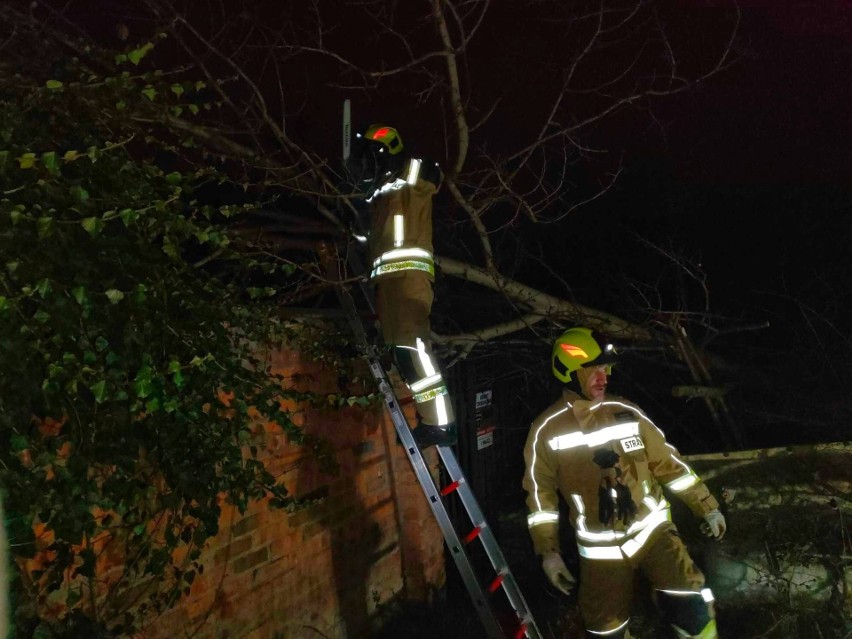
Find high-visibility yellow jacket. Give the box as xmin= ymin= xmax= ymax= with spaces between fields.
xmin=523 ymin=390 xmax=719 ymax=560
xmin=367 ymin=157 xmax=436 ymax=282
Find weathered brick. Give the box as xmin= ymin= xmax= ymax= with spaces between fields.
xmin=128 ymin=341 xmax=447 ymax=639
xmin=231 ymin=512 xmax=262 ymax=538
xmin=213 ymin=535 xmax=253 ymax=565
xmin=232 ymin=546 xmax=270 ymax=574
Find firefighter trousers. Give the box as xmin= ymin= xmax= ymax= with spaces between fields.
xmin=579 ymin=525 xmax=716 ymax=638
xmin=374 ymin=272 xmax=455 ymax=427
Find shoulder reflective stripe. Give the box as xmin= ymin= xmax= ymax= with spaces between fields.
xmin=548 ymin=431 xmax=584 ymax=450
xmin=585 ymin=422 xmax=639 ymax=447
xmin=406 ymin=158 xmax=421 ymax=184
xmin=393 ymin=214 xmax=404 ymax=247
xmin=587 ymin=620 xmax=630 ymax=636
xmin=371 ymin=261 xmax=434 ymax=278
xmin=373 ymin=247 xmax=434 ymax=267
xmin=578 ymin=544 xmax=624 ymax=560
xmin=528 ymin=405 xmax=572 ymax=512
xmin=527 ymin=511 xmax=559 ymax=527
xmin=596 ymin=400 xmax=702 ymax=481
xmin=666 ymin=470 xmax=700 ymax=492
xmin=548 ymin=421 xmax=639 ymax=451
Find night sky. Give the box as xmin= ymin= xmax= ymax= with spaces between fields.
xmin=481 ymin=0 xmax=852 ymax=449
xmin=27 ymin=0 xmax=851 ymax=447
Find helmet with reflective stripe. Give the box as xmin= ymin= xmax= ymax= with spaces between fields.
xmin=552 ymin=327 xmax=618 ymax=383
xmin=363 ymin=124 xmax=404 ymax=155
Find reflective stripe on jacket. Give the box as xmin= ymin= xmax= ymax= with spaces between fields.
xmin=522 ymin=390 xmax=719 ymax=559
xmin=368 ymin=158 xmax=436 ymax=281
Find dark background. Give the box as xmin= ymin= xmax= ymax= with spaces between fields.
xmin=434 ymin=0 xmax=852 ymax=453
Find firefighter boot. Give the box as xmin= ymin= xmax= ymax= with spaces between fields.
xmin=657 ymin=590 xmax=718 ymax=639
xmin=413 ymin=421 xmax=457 ymax=449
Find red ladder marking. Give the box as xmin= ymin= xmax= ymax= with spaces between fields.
xmin=463 ymin=526 xmax=482 ymax=544
xmin=440 ymin=480 xmax=461 ymax=496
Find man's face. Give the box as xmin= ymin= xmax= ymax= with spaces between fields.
xmin=577 ymin=365 xmax=609 ymax=400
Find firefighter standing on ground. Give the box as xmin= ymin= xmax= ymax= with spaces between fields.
xmin=523 ymin=327 xmax=727 ymax=638
xmin=349 ymin=124 xmax=457 ymax=448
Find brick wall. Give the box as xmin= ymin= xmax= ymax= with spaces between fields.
xmin=143 ymin=345 xmax=445 ymax=638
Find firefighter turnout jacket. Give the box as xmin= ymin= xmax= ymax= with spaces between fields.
xmin=366 ymin=157 xmax=454 ymax=429
xmin=367 ymin=157 xmax=436 ymax=282
xmin=523 ymin=389 xmax=719 ymax=561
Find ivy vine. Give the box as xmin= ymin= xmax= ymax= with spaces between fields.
xmin=0 ymin=34 xmax=365 ymax=637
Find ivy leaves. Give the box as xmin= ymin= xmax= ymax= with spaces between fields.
xmin=0 ymin=56 xmax=335 ymax=635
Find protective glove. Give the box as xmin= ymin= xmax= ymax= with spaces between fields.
xmin=541 ymin=552 xmax=576 ymax=595
xmin=700 ymin=509 xmax=727 ymax=540
xmin=593 ymin=449 xmax=637 ymax=527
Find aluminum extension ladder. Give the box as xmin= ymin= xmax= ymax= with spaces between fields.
xmin=317 ymin=241 xmax=541 ymax=639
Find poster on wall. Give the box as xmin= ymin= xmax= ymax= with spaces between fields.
xmin=473 ymin=390 xmax=495 ymax=450
xmin=476 ymin=424 xmax=495 ymax=450
xmin=475 ymin=390 xmax=492 ymax=409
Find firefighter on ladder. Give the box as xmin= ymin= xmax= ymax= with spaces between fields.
xmin=348 ymin=124 xmax=457 ymax=449
xmin=523 ymin=327 xmax=726 ymax=638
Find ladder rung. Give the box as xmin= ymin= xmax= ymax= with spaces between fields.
xmin=318 ymin=240 xmax=541 ymax=639
xmin=463 ymin=525 xmax=483 ymax=544
xmin=440 ymin=479 xmax=462 ymax=496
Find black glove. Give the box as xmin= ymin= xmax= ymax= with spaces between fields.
xmin=592 ymin=448 xmax=637 ymax=527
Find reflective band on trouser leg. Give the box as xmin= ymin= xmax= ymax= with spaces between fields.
xmin=371 ymin=259 xmax=434 ymax=279
xmin=394 ymin=340 xmax=454 ymax=427
xmin=671 ymin=619 xmax=717 ymax=639
xmin=371 ymin=248 xmax=435 ymax=279
xmin=657 ymin=590 xmax=715 ymax=638
xmin=586 ymin=619 xmax=629 ymax=638
xmin=579 ymin=551 xmax=634 ymax=639
xmin=411 ymin=377 xmax=452 ymax=426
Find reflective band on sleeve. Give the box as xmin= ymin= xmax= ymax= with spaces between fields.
xmin=528 ymin=404 xmax=572 ymax=513
xmin=527 ymin=511 xmax=559 ymax=527
xmin=578 ymin=544 xmax=624 ymax=560
xmin=371 ymin=260 xmax=434 ymax=278
xmin=548 ymin=421 xmax=639 ymax=451
xmin=666 ymin=470 xmax=700 ymax=492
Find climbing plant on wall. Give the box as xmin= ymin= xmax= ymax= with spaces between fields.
xmin=0 ymin=38 xmax=347 ymax=636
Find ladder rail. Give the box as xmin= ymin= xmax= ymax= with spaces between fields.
xmin=317 ymin=241 xmax=542 ymax=639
